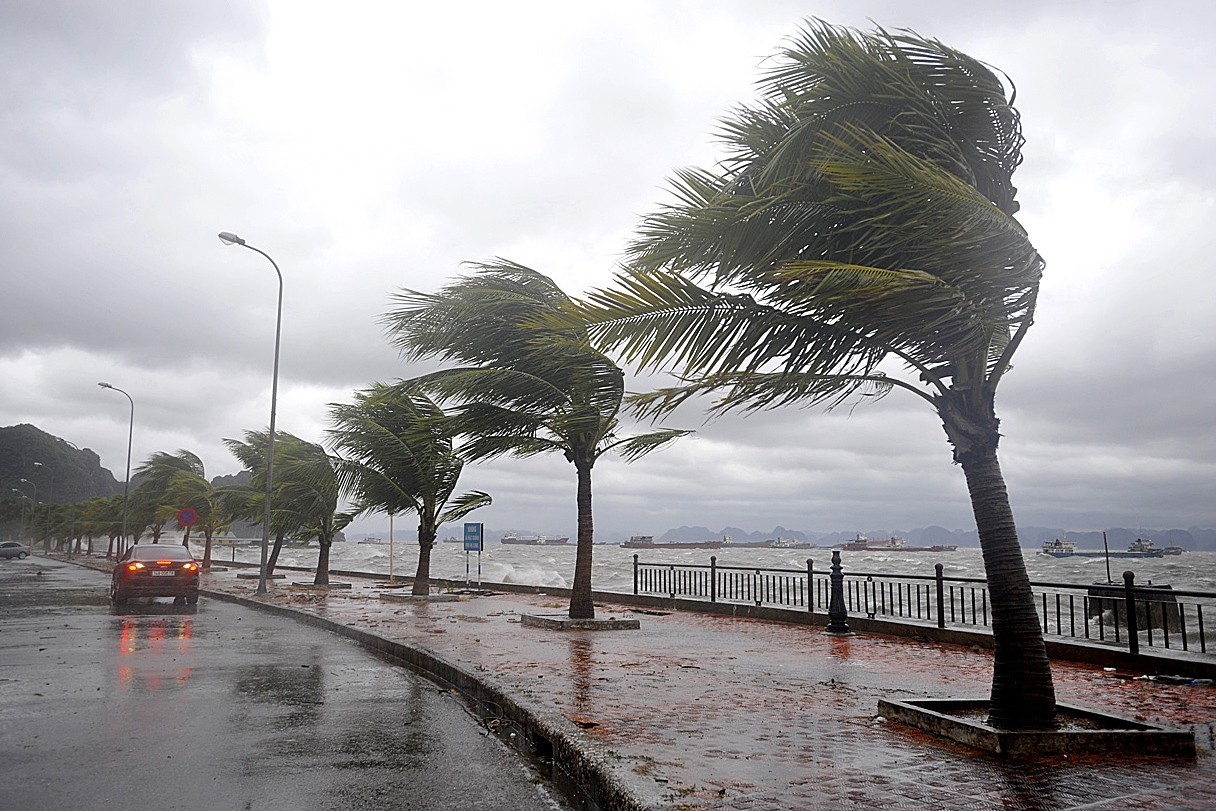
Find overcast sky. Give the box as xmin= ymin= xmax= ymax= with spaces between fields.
xmin=2 ymin=0 xmax=1213 ymax=539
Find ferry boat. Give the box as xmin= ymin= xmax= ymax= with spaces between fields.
xmin=621 ymin=535 xmax=722 ymax=550
xmin=1039 ymin=538 xmax=1077 ymax=557
xmin=500 ymin=532 xmax=569 ymax=545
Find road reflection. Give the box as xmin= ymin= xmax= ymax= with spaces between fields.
xmin=114 ymin=613 xmax=196 ymax=693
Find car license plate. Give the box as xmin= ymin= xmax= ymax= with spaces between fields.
xmin=150 ymin=570 xmax=176 ymax=577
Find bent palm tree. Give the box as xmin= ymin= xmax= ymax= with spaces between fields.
xmin=133 ymin=450 xmax=206 ymax=546
xmin=575 ymin=22 xmax=1052 ymax=728
xmin=328 ymin=383 xmax=491 ymax=596
xmin=383 ymin=261 xmax=690 ymax=619
xmin=223 ymin=430 xmax=301 ymax=575
xmin=271 ymin=437 xmax=353 ymax=586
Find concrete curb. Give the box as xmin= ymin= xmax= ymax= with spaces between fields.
xmin=202 ymin=586 xmax=668 ymax=811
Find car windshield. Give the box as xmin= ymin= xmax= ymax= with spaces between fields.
xmin=128 ymin=545 xmax=194 ymax=562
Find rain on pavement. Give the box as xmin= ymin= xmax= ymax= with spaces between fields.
xmin=0 ymin=558 xmax=569 ymax=811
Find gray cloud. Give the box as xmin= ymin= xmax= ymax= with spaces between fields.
xmin=3 ymin=1 xmax=1214 ymax=539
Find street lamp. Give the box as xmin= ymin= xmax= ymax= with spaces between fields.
xmin=10 ymin=488 xmax=31 ymax=541
xmin=218 ymin=231 xmax=283 ymax=596
xmin=98 ymin=382 xmax=134 ymax=558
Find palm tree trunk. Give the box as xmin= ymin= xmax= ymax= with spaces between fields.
xmin=267 ymin=531 xmax=285 ymax=575
xmin=314 ymin=540 xmax=331 ymax=586
xmin=947 ymin=409 xmax=1056 ymax=730
xmin=182 ymin=526 xmax=191 ymax=548
xmin=413 ymin=524 xmax=436 ymax=596
xmin=202 ymin=531 xmax=213 ymax=569
xmin=569 ymin=463 xmax=595 ymax=619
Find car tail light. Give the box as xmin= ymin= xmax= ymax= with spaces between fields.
xmin=182 ymin=562 xmax=199 ymax=571
xmin=127 ymin=562 xmax=145 ymax=571
xmin=156 ymin=560 xmax=173 ymax=565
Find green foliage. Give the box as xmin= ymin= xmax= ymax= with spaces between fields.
xmin=577 ymin=20 xmax=1041 ymax=422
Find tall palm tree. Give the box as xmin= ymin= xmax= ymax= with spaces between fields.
xmin=383 ymin=261 xmax=691 ymax=619
xmin=328 ymin=383 xmax=492 ymax=596
xmin=573 ymin=21 xmax=1053 ymax=729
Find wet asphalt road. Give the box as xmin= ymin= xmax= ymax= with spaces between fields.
xmin=0 ymin=558 xmax=568 ymax=811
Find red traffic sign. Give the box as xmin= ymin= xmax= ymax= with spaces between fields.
xmin=177 ymin=507 xmax=198 ymax=527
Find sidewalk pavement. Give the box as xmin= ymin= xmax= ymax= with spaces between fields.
xmin=83 ymin=557 xmax=1216 ymax=809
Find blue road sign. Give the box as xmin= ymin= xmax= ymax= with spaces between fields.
xmin=463 ymin=523 xmax=483 ymax=552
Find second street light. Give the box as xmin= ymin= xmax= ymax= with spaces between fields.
xmin=98 ymin=382 xmax=134 ymax=558
xmin=218 ymin=231 xmax=283 ymax=596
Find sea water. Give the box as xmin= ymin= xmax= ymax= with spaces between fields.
xmin=206 ymin=541 xmax=1216 ymax=595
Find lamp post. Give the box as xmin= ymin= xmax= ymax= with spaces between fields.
xmin=218 ymin=231 xmax=283 ymax=596
xmin=98 ymin=382 xmax=134 ymax=559
xmin=18 ymin=476 xmax=43 ymax=551
xmin=10 ymin=488 xmax=31 ymax=541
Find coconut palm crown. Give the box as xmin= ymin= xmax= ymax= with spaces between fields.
xmin=573 ymin=21 xmax=1052 ymax=728
xmin=383 ymin=260 xmax=691 ymax=619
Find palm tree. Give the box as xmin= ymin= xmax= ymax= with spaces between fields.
xmin=270 ymin=436 xmax=353 ymax=586
xmin=132 ymin=450 xmax=206 ymax=545
xmin=383 ymin=260 xmax=691 ymax=620
xmin=328 ymin=383 xmax=492 ymax=596
xmin=573 ymin=22 xmax=1053 ymax=729
xmin=223 ymin=430 xmax=296 ymax=575
xmin=164 ymin=470 xmax=232 ymax=569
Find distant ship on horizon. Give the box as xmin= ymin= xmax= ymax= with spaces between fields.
xmin=501 ymin=532 xmax=569 ymax=545
xmin=840 ymin=534 xmax=958 ymax=553
xmin=621 ymin=535 xmax=722 ymax=550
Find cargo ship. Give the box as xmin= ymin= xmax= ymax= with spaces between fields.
xmin=841 ymin=534 xmax=957 ymax=553
xmin=1039 ymin=537 xmax=1165 ymax=558
xmin=500 ymin=532 xmax=569 ymax=545
xmin=621 ymin=535 xmax=722 ymax=550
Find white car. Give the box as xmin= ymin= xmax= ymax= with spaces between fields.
xmin=0 ymin=541 xmax=32 ymax=559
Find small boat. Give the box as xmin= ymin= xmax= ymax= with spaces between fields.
xmin=500 ymin=532 xmax=569 ymax=545
xmin=1162 ymin=546 xmax=1186 ymax=556
xmin=358 ymin=536 xmax=388 ymax=545
xmin=621 ymin=535 xmax=722 ymax=550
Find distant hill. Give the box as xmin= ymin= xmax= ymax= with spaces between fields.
xmin=0 ymin=424 xmax=123 ymax=503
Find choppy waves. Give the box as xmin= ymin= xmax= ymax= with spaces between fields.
xmin=207 ymin=541 xmax=1216 ymax=594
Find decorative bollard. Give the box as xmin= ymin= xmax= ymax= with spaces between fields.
xmin=826 ymin=550 xmax=852 ymax=634
xmin=1123 ymin=570 xmax=1140 ymax=655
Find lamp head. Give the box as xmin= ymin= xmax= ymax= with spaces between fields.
xmin=98 ymin=382 xmax=112 ymax=389
xmin=218 ymin=231 xmax=245 ymax=246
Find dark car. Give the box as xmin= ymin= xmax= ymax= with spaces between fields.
xmin=111 ymin=544 xmax=200 ymax=605
xmin=1 ymin=541 xmax=32 ymax=559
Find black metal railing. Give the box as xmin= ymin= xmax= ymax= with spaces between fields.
xmin=632 ymin=554 xmax=1216 ymax=657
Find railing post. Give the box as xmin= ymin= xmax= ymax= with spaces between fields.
xmin=1123 ymin=570 xmax=1140 ymax=655
xmin=633 ymin=554 xmax=639 ymax=595
xmin=710 ymin=556 xmax=717 ymax=603
xmin=935 ymin=563 xmax=946 ymax=629
xmin=826 ymin=550 xmax=851 ymax=634
xmin=806 ymin=558 xmax=814 ymax=613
